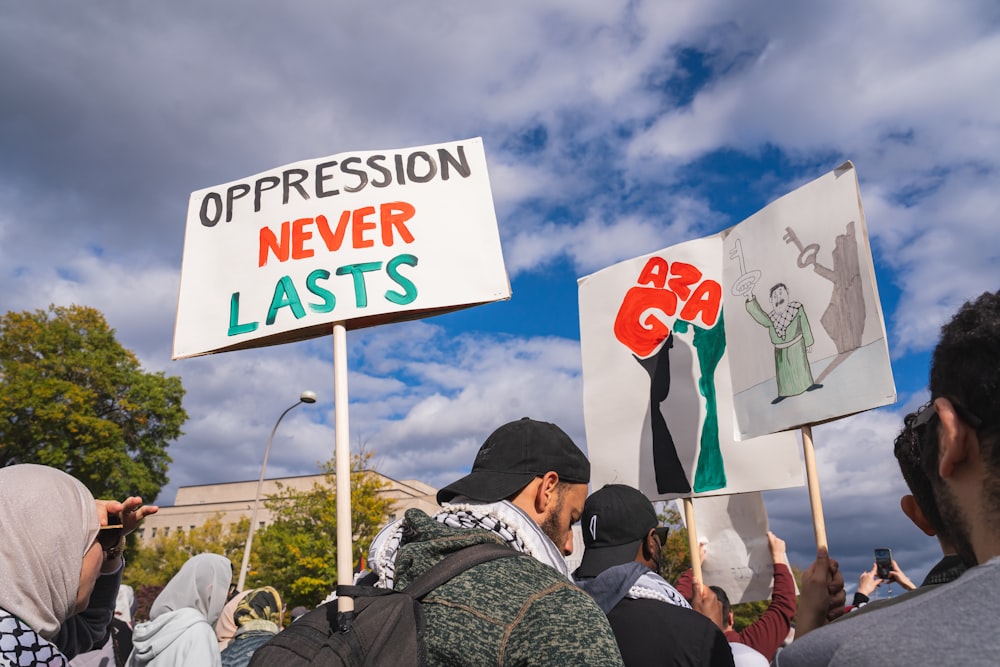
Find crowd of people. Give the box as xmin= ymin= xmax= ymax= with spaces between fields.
xmin=1 ymin=289 xmax=996 ymax=666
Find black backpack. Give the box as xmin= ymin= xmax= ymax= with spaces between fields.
xmin=247 ymin=542 xmax=520 ymax=667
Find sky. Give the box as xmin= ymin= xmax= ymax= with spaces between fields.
xmin=2 ymin=1 xmax=998 ymax=593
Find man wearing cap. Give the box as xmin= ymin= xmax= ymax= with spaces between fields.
xmin=363 ymin=417 xmax=624 ymax=666
xmin=574 ymin=484 xmax=735 ymax=667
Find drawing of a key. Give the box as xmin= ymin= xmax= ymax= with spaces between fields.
xmin=783 ymin=226 xmax=820 ymax=268
xmin=729 ymin=239 xmax=761 ymax=297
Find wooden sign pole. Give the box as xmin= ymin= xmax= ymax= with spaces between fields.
xmin=683 ymin=497 xmax=703 ymax=584
xmin=801 ymin=424 xmax=828 ymax=549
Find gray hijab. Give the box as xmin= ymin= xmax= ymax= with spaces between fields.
xmin=0 ymin=464 xmax=99 ymax=639
xmin=150 ymin=553 xmax=232 ymax=627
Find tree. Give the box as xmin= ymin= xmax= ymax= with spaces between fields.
xmin=0 ymin=304 xmax=186 ymax=501
xmin=125 ymin=514 xmax=247 ymax=590
xmin=247 ymin=452 xmax=394 ymax=608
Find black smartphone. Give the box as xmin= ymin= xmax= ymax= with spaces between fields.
xmin=874 ymin=547 xmax=893 ymax=579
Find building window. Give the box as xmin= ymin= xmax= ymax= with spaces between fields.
xmin=151 ymin=527 xmax=157 ymax=538
xmin=163 ymin=527 xmax=169 ymax=536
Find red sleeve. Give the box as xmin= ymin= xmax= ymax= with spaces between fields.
xmin=674 ymin=567 xmax=695 ymax=599
xmin=734 ymin=562 xmax=796 ymax=662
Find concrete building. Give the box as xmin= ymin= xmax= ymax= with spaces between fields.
xmin=138 ymin=472 xmax=438 ymax=542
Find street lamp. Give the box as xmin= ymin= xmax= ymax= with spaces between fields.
xmin=237 ymin=390 xmax=317 ymax=591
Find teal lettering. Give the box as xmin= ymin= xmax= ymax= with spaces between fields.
xmin=228 ymin=293 xmax=259 ymax=336
xmin=265 ymin=276 xmax=306 ymax=325
xmin=335 ymin=262 xmax=382 ymax=307
xmin=385 ymin=254 xmax=418 ymax=305
xmin=306 ymin=269 xmax=336 ymax=313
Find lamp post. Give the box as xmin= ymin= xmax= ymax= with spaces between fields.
xmin=236 ymin=390 xmax=317 ymax=591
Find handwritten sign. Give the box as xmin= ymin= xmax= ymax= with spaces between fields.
xmin=580 ymin=235 xmax=802 ymax=501
xmin=174 ymin=138 xmax=510 ymax=358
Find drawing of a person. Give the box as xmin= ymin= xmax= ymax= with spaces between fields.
xmin=745 ymin=283 xmax=823 ymax=404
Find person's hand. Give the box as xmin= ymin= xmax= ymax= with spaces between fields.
xmin=767 ymin=531 xmax=787 ymax=565
xmin=96 ymin=496 xmax=158 ymax=536
xmin=794 ymin=547 xmax=846 ymax=638
xmin=857 ymin=564 xmax=882 ymax=596
xmin=691 ymin=582 xmax=724 ymax=630
xmin=887 ymin=559 xmax=916 ymax=591
xmin=95 ymin=497 xmax=158 ymax=573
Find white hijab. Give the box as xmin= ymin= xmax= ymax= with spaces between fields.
xmin=150 ymin=554 xmax=232 ymax=627
xmin=0 ymin=464 xmax=99 ymax=639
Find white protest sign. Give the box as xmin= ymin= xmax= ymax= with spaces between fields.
xmin=174 ymin=138 xmax=510 ymax=359
xmin=579 ymin=235 xmax=802 ymax=501
xmin=722 ymin=162 xmax=895 ymax=438
xmin=681 ymin=493 xmax=786 ymax=605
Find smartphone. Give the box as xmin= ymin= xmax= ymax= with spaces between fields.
xmin=874 ymin=547 xmax=893 ymax=579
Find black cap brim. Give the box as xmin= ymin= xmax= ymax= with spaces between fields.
xmin=436 ymin=470 xmax=539 ymax=505
xmin=575 ymin=539 xmax=644 ymax=578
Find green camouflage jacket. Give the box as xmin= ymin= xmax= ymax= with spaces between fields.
xmin=394 ymin=509 xmax=624 ymax=666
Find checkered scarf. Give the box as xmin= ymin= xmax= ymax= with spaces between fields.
xmin=0 ymin=609 xmax=67 ymax=667
xmin=363 ymin=500 xmax=571 ymax=591
xmin=769 ymin=301 xmax=803 ymax=339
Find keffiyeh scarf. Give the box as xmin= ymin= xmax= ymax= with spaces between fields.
xmin=769 ymin=301 xmax=803 ymax=339
xmin=366 ymin=500 xmax=571 ymax=591
xmin=0 ymin=609 xmax=67 ymax=667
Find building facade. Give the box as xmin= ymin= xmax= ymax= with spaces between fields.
xmin=138 ymin=472 xmax=438 ymax=542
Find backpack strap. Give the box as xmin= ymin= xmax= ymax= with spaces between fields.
xmin=337 ymin=542 xmax=520 ymax=601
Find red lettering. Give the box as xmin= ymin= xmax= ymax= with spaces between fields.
xmin=380 ymin=201 xmax=415 ymax=246
xmin=352 ymin=206 xmax=376 ymax=249
xmin=666 ymin=262 xmax=701 ymax=301
xmin=637 ymin=256 xmax=669 ymax=289
xmin=315 ymin=212 xmax=351 ymax=252
xmin=258 ymin=222 xmax=290 ymax=267
xmin=291 ymin=218 xmax=314 ymax=260
xmin=679 ymin=280 xmax=722 ymax=327
xmin=613 ymin=286 xmax=679 ymax=357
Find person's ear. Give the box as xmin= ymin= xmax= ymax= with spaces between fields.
xmin=642 ymin=529 xmax=658 ymax=561
xmin=936 ymin=397 xmax=974 ymax=479
xmin=533 ymin=471 xmax=560 ymax=513
xmin=900 ymin=494 xmax=936 ymax=537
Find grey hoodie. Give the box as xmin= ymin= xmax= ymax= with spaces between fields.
xmin=128 ymin=608 xmax=220 ymax=667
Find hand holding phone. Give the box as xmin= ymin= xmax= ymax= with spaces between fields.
xmin=874 ymin=547 xmax=893 ymax=580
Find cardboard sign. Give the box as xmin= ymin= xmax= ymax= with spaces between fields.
xmin=682 ymin=493 xmax=787 ymax=605
xmin=722 ymin=162 xmax=895 ymax=437
xmin=579 ymin=235 xmax=803 ymax=501
xmin=174 ymin=138 xmax=510 ymax=358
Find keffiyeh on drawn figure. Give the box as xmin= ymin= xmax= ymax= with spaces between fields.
xmin=745 ymin=283 xmax=823 ymax=404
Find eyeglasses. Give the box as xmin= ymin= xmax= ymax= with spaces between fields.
xmin=912 ymin=398 xmax=984 ymax=438
xmin=97 ymin=515 xmax=123 ymax=552
xmin=653 ymin=526 xmax=669 ymax=544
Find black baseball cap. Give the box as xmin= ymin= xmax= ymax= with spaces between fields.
xmin=436 ymin=417 xmax=590 ymax=504
xmin=576 ymin=484 xmax=666 ymax=578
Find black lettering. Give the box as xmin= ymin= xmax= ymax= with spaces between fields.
xmin=393 ymin=154 xmax=406 ymax=185
xmin=316 ymin=161 xmax=340 ymax=198
xmin=438 ymin=145 xmax=471 ymax=180
xmin=283 ymin=169 xmax=310 ymax=204
xmin=368 ymin=155 xmax=392 ymax=188
xmin=200 ymin=192 xmax=222 ymax=227
xmin=341 ymin=157 xmax=368 ymax=193
xmin=254 ymin=176 xmax=280 ymax=213
xmin=407 ymin=151 xmax=437 ymax=183
xmin=225 ymin=184 xmax=251 ymax=223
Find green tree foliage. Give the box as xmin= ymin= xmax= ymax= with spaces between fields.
xmin=124 ymin=514 xmax=247 ymax=589
xmin=247 ymin=452 xmax=394 ymax=609
xmin=0 ymin=305 xmax=187 ymax=501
